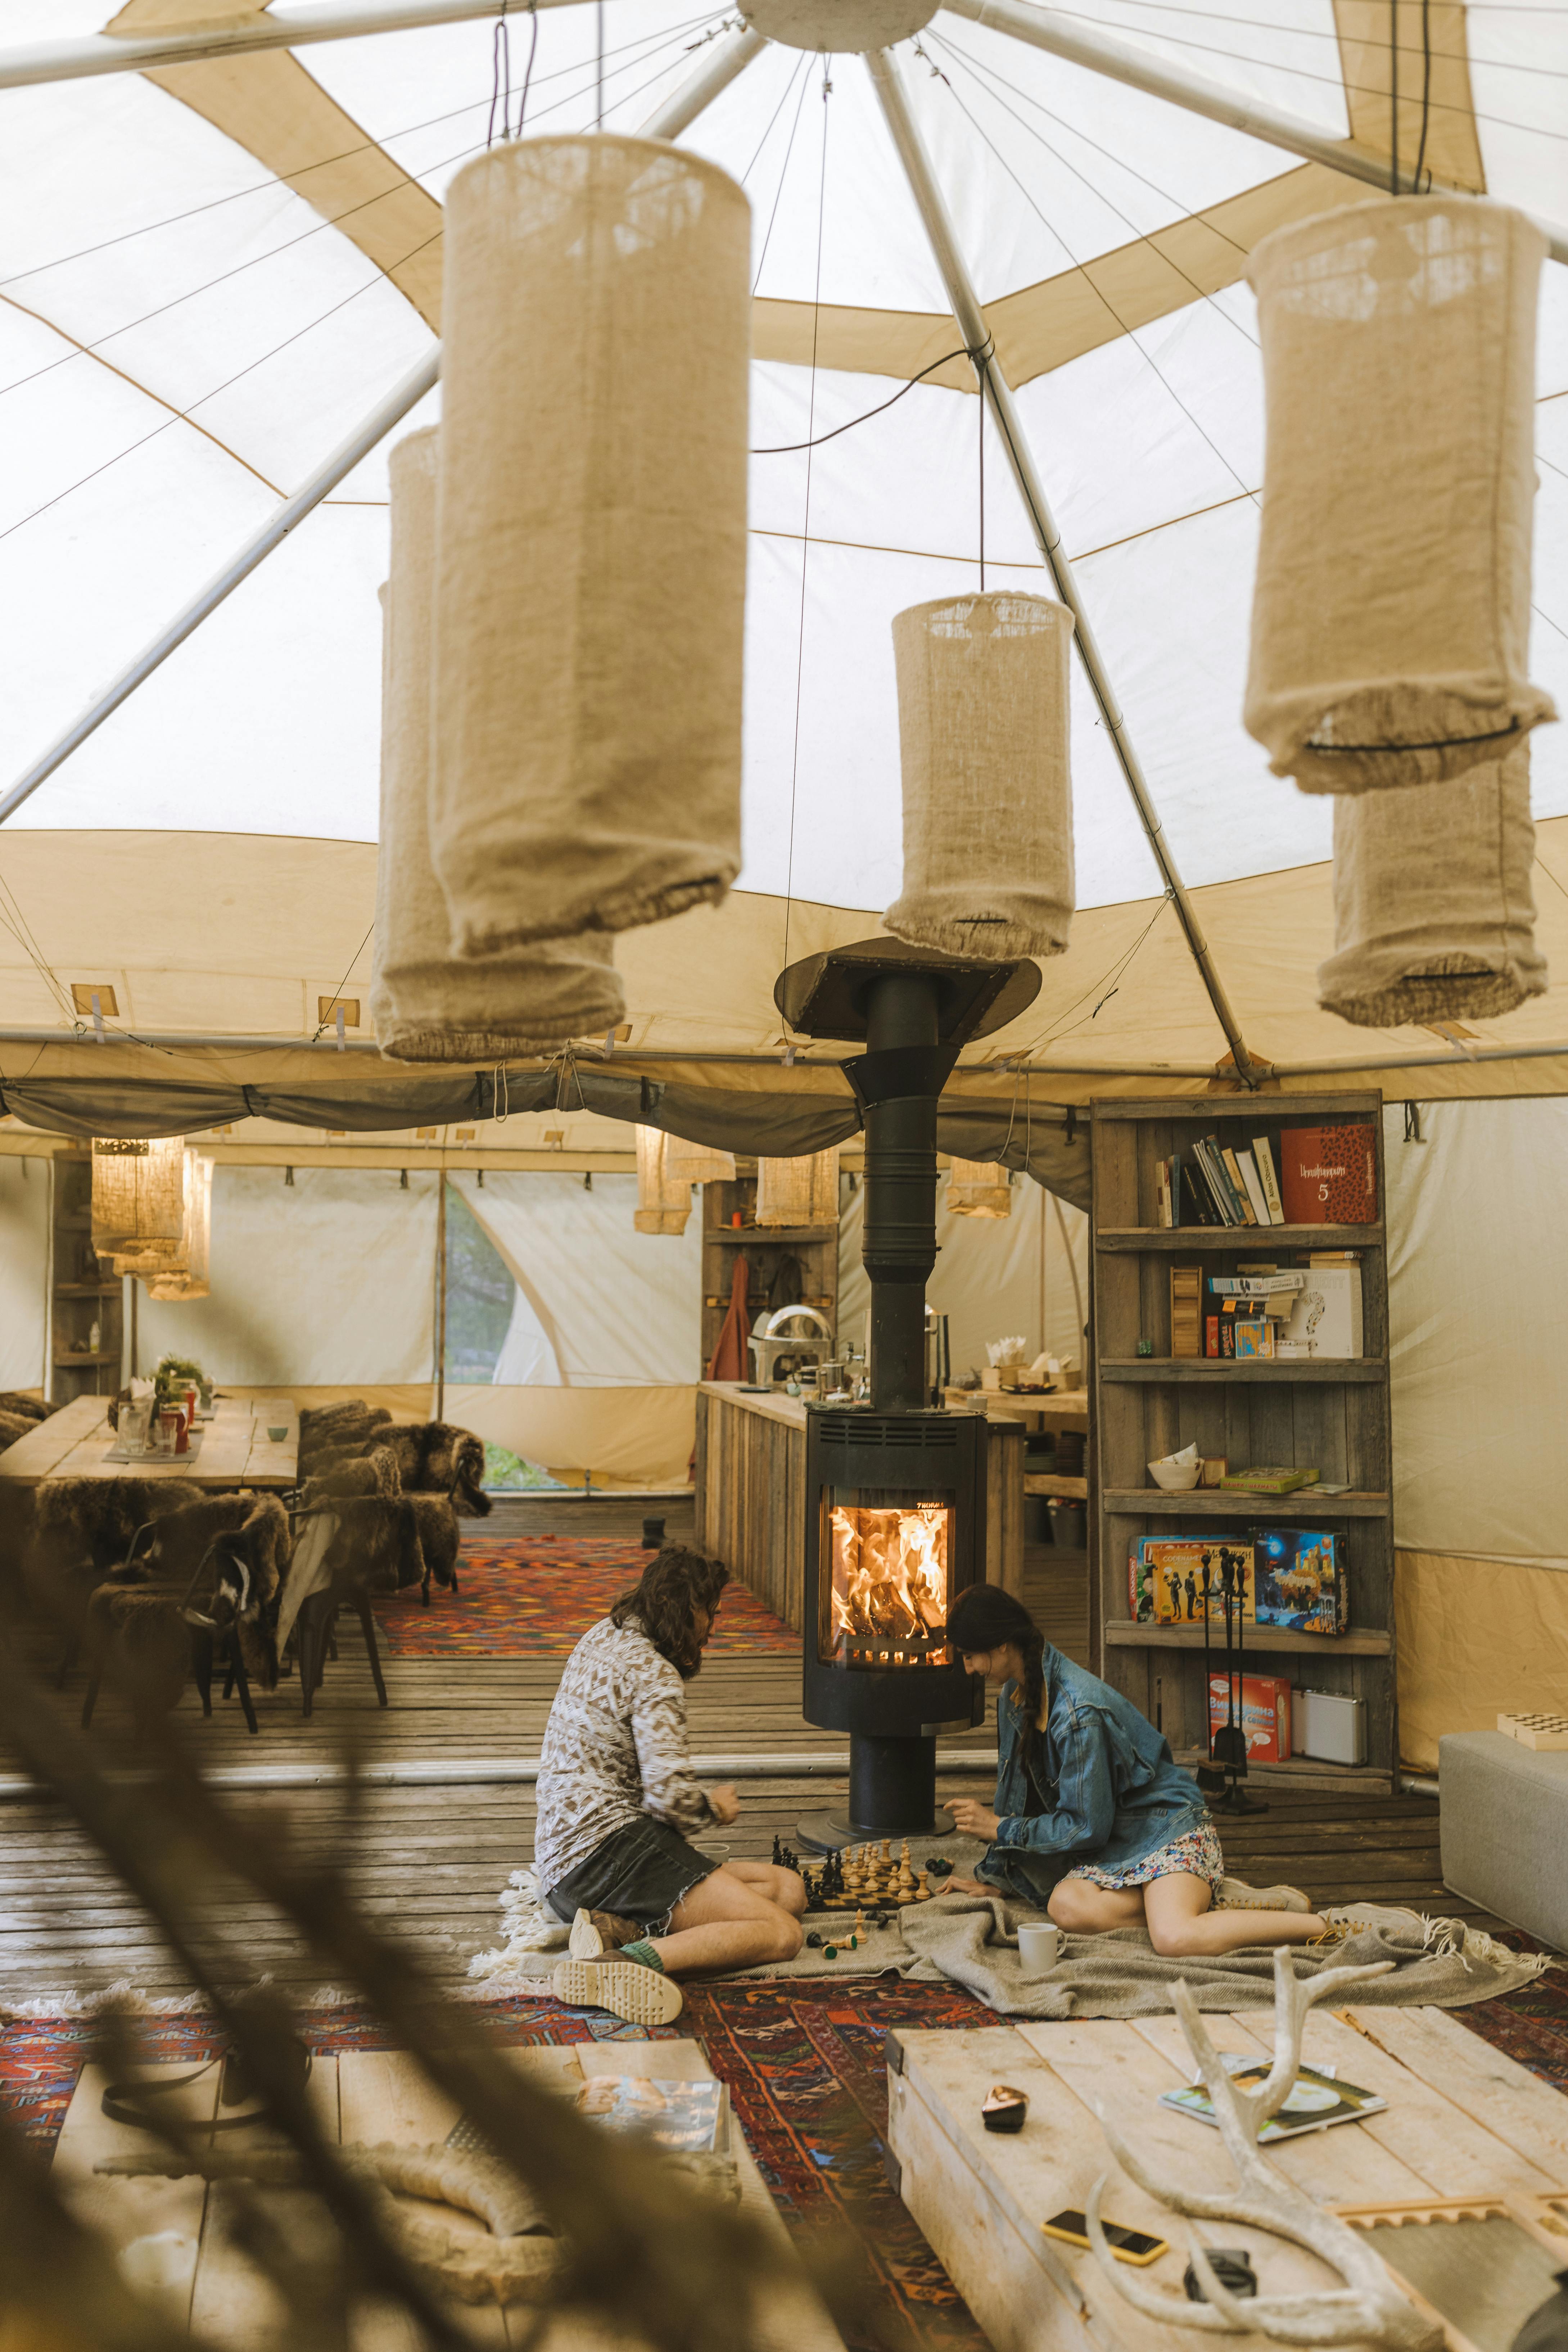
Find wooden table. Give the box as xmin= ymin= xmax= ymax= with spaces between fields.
xmin=0 ymin=1393 xmax=299 ymax=1488
xmin=887 ymin=2004 xmax=1568 ymax=2352
xmin=49 ymin=2036 xmax=841 ymax=2348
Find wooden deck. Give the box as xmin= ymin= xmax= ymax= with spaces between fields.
xmin=0 ymin=1501 xmax=1504 ymax=1999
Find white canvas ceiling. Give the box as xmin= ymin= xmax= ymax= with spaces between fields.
xmin=0 ymin=0 xmax=1565 ymax=1100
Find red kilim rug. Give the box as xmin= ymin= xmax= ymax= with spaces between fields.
xmin=1450 ymin=1931 xmax=1568 ymax=2097
xmin=374 ymin=1536 xmax=797 ymax=1659
xmin=3 ymin=1979 xmax=988 ymax=2351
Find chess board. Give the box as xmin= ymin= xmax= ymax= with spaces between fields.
xmin=1499 ymin=1711 xmax=1568 ymax=1752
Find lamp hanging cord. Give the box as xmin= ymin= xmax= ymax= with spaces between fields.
xmin=1411 ymin=0 xmax=1433 ymax=193
xmin=750 ymin=343 xmax=980 ymax=452
xmin=1389 ymin=0 xmax=1399 ymax=195
xmin=977 ymin=346 xmax=986 ymax=593
xmin=514 ymin=0 xmax=539 ymax=139
xmin=488 ymin=0 xmax=511 ymax=149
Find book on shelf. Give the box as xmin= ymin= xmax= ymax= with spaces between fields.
xmin=1161 ymin=2059 xmax=1386 ymax=2143
xmin=1207 ymin=1671 xmax=1292 ymax=1762
xmin=1172 ymin=1153 xmax=1217 ymax=1227
xmin=1208 ymin=1273 xmax=1305 ymax=1297
xmin=1220 ymin=1145 xmax=1259 ymax=1224
xmin=1278 ymin=1264 xmax=1364 ymax=1359
xmin=1235 ymin=1148 xmax=1272 ymax=1228
xmin=1233 ymin=1319 xmax=1274 ymax=1358
xmin=1220 ymin=1465 xmax=1319 ymax=1494
xmin=1251 ymin=1134 xmax=1285 ymax=1222
xmin=1279 ymin=1123 xmax=1378 ymax=1224
xmin=1142 ymin=1538 xmax=1256 ymax=1625
xmin=1255 ymin=1527 xmax=1347 ymax=1635
xmin=1193 ymin=1138 xmax=1241 ymax=1225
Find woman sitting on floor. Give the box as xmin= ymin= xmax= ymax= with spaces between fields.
xmin=536 ymin=1544 xmax=806 ymax=2024
xmin=943 ymin=1585 xmax=1337 ymax=1955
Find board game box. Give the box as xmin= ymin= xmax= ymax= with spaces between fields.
xmin=1133 ymin=1538 xmax=1256 ymax=1626
xmin=1254 ymin=1527 xmax=1346 ymax=1635
xmin=1207 ymin=1671 xmax=1293 ymax=1762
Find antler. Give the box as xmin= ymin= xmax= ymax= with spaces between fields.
xmin=1084 ymin=1948 xmax=1443 ymax=2350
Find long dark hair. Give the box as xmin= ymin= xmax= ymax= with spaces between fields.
xmin=611 ymin=1544 xmax=730 ymax=1680
xmin=946 ymin=1583 xmax=1047 ymax=1726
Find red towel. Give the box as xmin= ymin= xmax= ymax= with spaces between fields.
xmin=706 ymin=1254 xmax=751 ymax=1383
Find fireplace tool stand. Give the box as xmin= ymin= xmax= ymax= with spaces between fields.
xmin=771 ymin=939 xmax=1041 ymax=1853
xmin=1198 ymin=1555 xmax=1267 ymax=1816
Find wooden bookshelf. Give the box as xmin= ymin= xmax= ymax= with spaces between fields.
xmin=47 ymin=1150 xmax=123 ymax=1407
xmin=1090 ymin=1092 xmax=1396 ymax=1788
xmin=699 ymin=1176 xmax=838 ymax=1377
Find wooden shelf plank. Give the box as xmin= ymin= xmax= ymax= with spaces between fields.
xmin=1096 ymin=1224 xmax=1384 ymax=1252
xmin=51 ymin=1351 xmax=118 ymax=1367
xmin=1024 ymin=1473 xmax=1088 ymax=1499
xmin=1106 ymin=1622 xmax=1391 ymax=1655
xmin=1103 ymin=1488 xmax=1390 ymax=1518
xmin=1101 ymin=1357 xmax=1386 ymax=1383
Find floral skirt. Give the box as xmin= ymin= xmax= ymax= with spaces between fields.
xmin=1064 ymin=1819 xmax=1225 ymax=1892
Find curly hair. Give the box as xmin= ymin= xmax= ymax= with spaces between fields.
xmin=610 ymin=1544 xmax=730 ymax=1680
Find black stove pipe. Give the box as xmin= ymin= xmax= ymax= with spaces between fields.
xmin=853 ymin=971 xmax=958 ymax=1413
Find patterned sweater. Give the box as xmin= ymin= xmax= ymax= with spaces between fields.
xmin=532 ymin=1614 xmax=715 ymax=1892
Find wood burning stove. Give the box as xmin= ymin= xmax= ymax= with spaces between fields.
xmin=775 ymin=938 xmax=1041 ymax=1847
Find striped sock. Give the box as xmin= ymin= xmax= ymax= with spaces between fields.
xmin=616 ymin=1941 xmax=666 ymax=1975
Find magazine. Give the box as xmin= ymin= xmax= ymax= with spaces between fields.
xmin=1161 ymin=2058 xmax=1385 ymax=2142
xmin=573 ymin=2076 xmax=728 ymax=2154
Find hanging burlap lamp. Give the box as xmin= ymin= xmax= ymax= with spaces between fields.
xmin=1318 ymin=742 xmax=1546 ymax=1027
xmin=634 ymin=1126 xmax=692 ymax=1237
xmin=884 ymin=592 xmax=1075 ymax=961
xmin=92 ymin=1137 xmax=185 ymax=1256
xmin=756 ymin=1148 xmax=839 ymax=1229
xmin=140 ymin=1155 xmax=214 ymax=1300
xmin=430 ymin=137 xmax=750 ymax=957
xmin=369 ymin=429 xmax=625 ymax=1061
xmin=946 ymin=1159 xmax=1012 ymax=1219
xmin=663 ymin=1137 xmax=737 ymax=1186
xmin=1244 ymin=197 xmax=1555 ymax=795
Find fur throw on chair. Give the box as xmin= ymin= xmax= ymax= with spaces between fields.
xmin=33 ymin=1477 xmax=198 ymax=1577
xmin=297 ymin=1401 xmax=393 ymax=1471
xmin=84 ymin=1584 xmax=190 ymax=1725
xmin=384 ymin=1423 xmax=491 ymax=1516
xmin=0 ymin=1409 xmax=37 ymax=1450
xmin=407 ymin=1493 xmax=460 ymax=1601
xmin=320 ymin=1496 xmax=428 ymax=1597
xmin=0 ymin=1391 xmax=52 ymax=1423
xmin=302 ymin=1444 xmax=402 ymax=1505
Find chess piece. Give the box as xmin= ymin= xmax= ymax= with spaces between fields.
xmin=916 ymin=1869 xmax=931 ymax=1900
xmin=854 ymin=1910 xmax=866 ymax=1942
xmin=772 ymin=1835 xmax=783 ymax=1866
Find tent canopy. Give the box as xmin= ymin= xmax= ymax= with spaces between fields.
xmin=0 ymin=0 xmax=1564 ymax=1117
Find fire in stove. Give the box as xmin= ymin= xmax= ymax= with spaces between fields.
xmin=824 ymin=1501 xmax=953 ymax=1669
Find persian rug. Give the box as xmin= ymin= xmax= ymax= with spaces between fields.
xmin=1450 ymin=1929 xmax=1568 ymax=2095
xmin=374 ymin=1535 xmax=796 ymax=1659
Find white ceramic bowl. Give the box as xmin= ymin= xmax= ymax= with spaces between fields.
xmin=1148 ymin=1458 xmax=1202 ymax=1491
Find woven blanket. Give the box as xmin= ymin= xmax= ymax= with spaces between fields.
xmin=375 ymin=1536 xmax=796 ymax=1658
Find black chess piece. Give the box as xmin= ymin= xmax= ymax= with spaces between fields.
xmin=772 ymin=1835 xmax=784 ymax=1866
xmin=806 ymin=1932 xmax=823 ymax=1950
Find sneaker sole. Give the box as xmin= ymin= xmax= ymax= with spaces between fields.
xmin=568 ymin=1906 xmax=604 ymax=1960
xmin=552 ymin=1956 xmax=684 ymax=2026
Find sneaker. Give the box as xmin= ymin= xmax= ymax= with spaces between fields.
xmin=567 ymin=1907 xmax=641 ymax=1959
xmin=552 ymin=1944 xmax=685 ymax=2027
xmin=1216 ymin=1877 xmax=1312 ymax=1915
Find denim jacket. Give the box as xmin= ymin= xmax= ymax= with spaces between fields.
xmin=977 ymin=1646 xmax=1207 ymax=1883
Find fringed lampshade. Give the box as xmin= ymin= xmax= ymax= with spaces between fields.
xmin=885 ymin=592 xmax=1075 ymax=961
xmin=634 ymin=1126 xmax=692 ymax=1237
xmin=369 ymin=429 xmax=625 ymax=1061
xmin=663 ymin=1137 xmax=737 ymax=1186
xmin=756 ymin=1148 xmax=839 ymax=1229
xmin=92 ymin=1137 xmax=185 ymax=1256
xmin=946 ymin=1159 xmax=1012 ymax=1219
xmin=141 ymin=1155 xmax=214 ymax=1300
xmin=1245 ymin=198 xmax=1555 ymax=794
xmin=431 ymin=136 xmax=750 ymax=957
xmin=1318 ymin=743 xmax=1546 ymax=1027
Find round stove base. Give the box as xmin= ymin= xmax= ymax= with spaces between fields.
xmin=796 ymin=1804 xmax=957 ymax=1854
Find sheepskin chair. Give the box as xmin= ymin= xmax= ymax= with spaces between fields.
xmin=301 ymin=1444 xmax=403 ymax=1506
xmin=187 ymin=1514 xmax=288 ymax=1729
xmin=407 ymin=1494 xmax=460 ymax=1605
xmin=144 ymin=1491 xmax=256 ymax=1588
xmin=26 ymin=1479 xmax=190 ymax=1674
xmin=0 ymin=1391 xmax=52 ymax=1425
xmin=384 ymin=1423 xmax=491 ymax=1517
xmin=297 ymin=1402 xmax=393 ymax=1477
xmin=81 ymin=1580 xmax=190 ymax=1734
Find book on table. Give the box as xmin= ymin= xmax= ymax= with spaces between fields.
xmin=1162 ymin=2058 xmax=1386 ymax=2141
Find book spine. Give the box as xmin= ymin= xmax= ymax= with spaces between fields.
xmin=1169 ymin=1152 xmax=1183 ymax=1227
xmin=1194 ymin=1139 xmax=1236 ymax=1224
xmin=1205 ymin=1313 xmax=1219 ymax=1358
xmin=1202 ymin=1138 xmax=1246 ymax=1225
xmin=1221 ymin=1145 xmax=1259 ymax=1225
xmin=1237 ymin=1149 xmax=1271 ymax=1228
xmin=1252 ymin=1134 xmax=1285 ymax=1224
xmin=1221 ymin=1319 xmax=1235 ymax=1356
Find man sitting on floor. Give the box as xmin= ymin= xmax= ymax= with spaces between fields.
xmin=537 ymin=1544 xmax=806 ymax=2024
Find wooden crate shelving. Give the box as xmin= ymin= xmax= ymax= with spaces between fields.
xmin=1090 ymin=1093 xmax=1396 ymax=1788
xmin=48 ymin=1149 xmax=124 ymax=1407
xmin=699 ymin=1174 xmax=838 ymax=1376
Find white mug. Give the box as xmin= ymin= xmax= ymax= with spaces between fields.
xmin=1017 ymin=1922 xmax=1062 ymax=1976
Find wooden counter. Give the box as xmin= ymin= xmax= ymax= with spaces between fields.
xmin=693 ymin=1383 xmax=1026 ymax=1631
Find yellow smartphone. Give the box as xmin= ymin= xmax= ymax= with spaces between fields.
xmin=1041 ymin=2209 xmax=1169 ymax=2267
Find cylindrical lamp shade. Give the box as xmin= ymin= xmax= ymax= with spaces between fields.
xmin=663 ymin=1137 xmax=737 ymax=1186
xmin=885 ymin=592 xmax=1075 ymax=961
xmin=1318 ymin=744 xmax=1546 ymax=1028
xmin=755 ymin=1148 xmax=839 ymax=1228
xmin=1245 ymin=198 xmax=1555 ymax=794
xmin=431 ymin=137 xmax=750 ymax=956
xmin=946 ymin=1159 xmax=1011 ymax=1218
xmin=369 ymin=430 xmax=625 ymax=1061
xmin=634 ymin=1126 xmax=693 ymax=1237
xmin=140 ymin=1155 xmax=214 ymax=1299
xmin=92 ymin=1138 xmax=185 ymax=1255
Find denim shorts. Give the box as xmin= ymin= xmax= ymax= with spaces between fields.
xmin=544 ymin=1815 xmax=720 ymax=1935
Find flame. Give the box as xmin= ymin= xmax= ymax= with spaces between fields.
xmin=828 ymin=1503 xmax=950 ymax=1660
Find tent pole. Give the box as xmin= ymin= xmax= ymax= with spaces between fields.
xmin=0 ymin=22 xmax=767 ymax=833
xmin=435 ymin=1167 xmax=448 ymax=1423
xmin=867 ymin=44 xmax=1262 ymax=1087
xmin=940 ymin=0 xmax=1568 ymax=268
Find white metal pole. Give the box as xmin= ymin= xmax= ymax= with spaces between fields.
xmin=0 ymin=22 xmax=768 ymax=832
xmin=940 ymin=0 xmax=1568 ymax=268
xmin=0 ymin=0 xmax=577 ymax=92
xmin=867 ymin=44 xmax=1261 ymax=1085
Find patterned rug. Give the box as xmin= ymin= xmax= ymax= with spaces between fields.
xmin=373 ymin=1536 xmax=797 ymax=1659
xmin=2 ymin=1979 xmax=988 ymax=2351
xmin=1451 ymin=1933 xmax=1568 ymax=2095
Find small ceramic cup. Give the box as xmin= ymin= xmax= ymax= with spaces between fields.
xmin=1018 ymin=1922 xmax=1062 ymax=1976
xmin=268 ymin=1426 xmax=289 ymax=1443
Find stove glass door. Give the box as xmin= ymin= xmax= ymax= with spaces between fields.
xmin=819 ymin=1486 xmax=955 ymax=1670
